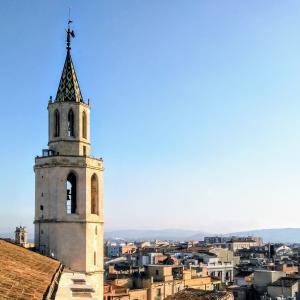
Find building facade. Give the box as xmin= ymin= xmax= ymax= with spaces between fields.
xmin=34 ymin=26 xmax=104 ymax=298
xmin=104 ymin=265 xmax=220 ymax=300
xmin=227 ymin=239 xmax=257 ymax=252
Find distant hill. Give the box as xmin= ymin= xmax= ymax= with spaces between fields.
xmin=105 ymin=229 xmax=208 ymax=241
xmin=225 ymin=228 xmax=300 ymax=243
xmin=0 ymin=231 xmax=34 ymax=242
xmin=3 ymin=227 xmax=300 ymax=243
xmin=106 ymin=228 xmax=300 ymax=243
xmin=0 ymin=232 xmax=13 ymax=239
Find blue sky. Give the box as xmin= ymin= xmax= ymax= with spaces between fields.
xmin=1 ymin=1 xmax=300 ymax=236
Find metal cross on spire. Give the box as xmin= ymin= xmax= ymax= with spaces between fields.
xmin=66 ymin=9 xmax=75 ymax=52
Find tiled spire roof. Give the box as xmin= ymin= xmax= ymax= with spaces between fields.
xmin=55 ymin=27 xmax=83 ymax=102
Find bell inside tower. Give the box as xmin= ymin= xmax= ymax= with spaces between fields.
xmin=66 ymin=172 xmax=77 ymax=214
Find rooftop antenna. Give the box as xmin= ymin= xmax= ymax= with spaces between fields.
xmin=66 ymin=8 xmax=75 ymax=52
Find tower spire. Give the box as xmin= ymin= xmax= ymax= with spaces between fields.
xmin=55 ymin=19 xmax=83 ymax=102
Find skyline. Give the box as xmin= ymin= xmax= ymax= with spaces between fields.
xmin=2 ymin=1 xmax=300 ymax=235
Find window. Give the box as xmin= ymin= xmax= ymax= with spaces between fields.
xmin=95 ymin=226 xmax=98 ymax=235
xmin=83 ymin=146 xmax=86 ymax=156
xmin=54 ymin=109 xmax=60 ymax=137
xmin=157 ymin=288 xmax=161 ymax=296
xmin=66 ymin=172 xmax=77 ymax=214
xmin=68 ymin=109 xmax=74 ymax=137
xmin=94 ymin=251 xmax=96 ymax=265
xmin=91 ymin=174 xmax=98 ymax=215
xmin=82 ymin=111 xmax=87 ymax=138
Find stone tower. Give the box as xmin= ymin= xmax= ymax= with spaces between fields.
xmin=15 ymin=226 xmax=28 ymax=247
xmin=34 ymin=25 xmax=104 ymax=297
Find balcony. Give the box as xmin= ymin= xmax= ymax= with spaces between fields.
xmin=42 ymin=149 xmax=57 ymax=157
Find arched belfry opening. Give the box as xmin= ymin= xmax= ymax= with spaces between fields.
xmin=68 ymin=109 xmax=75 ymax=137
xmin=91 ymin=174 xmax=98 ymax=215
xmin=82 ymin=111 xmax=87 ymax=139
xmin=54 ymin=109 xmax=60 ymax=137
xmin=67 ymin=172 xmax=77 ymax=214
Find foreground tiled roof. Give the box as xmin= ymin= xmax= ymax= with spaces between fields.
xmin=0 ymin=239 xmax=61 ymax=299
xmin=165 ymin=289 xmax=233 ymax=300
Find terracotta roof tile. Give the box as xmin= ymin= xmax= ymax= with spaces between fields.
xmin=0 ymin=239 xmax=61 ymax=299
xmin=165 ymin=289 xmax=233 ymax=300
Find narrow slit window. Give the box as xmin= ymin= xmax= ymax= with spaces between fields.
xmin=91 ymin=174 xmax=99 ymax=215
xmin=54 ymin=109 xmax=60 ymax=137
xmin=68 ymin=109 xmax=75 ymax=137
xmin=82 ymin=111 xmax=87 ymax=138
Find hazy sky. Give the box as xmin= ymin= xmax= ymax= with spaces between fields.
xmin=1 ymin=1 xmax=300 ymax=235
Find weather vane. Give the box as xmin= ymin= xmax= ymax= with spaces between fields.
xmin=66 ymin=8 xmax=75 ymax=52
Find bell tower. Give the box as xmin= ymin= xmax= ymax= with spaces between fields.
xmin=34 ymin=23 xmax=104 ymax=298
